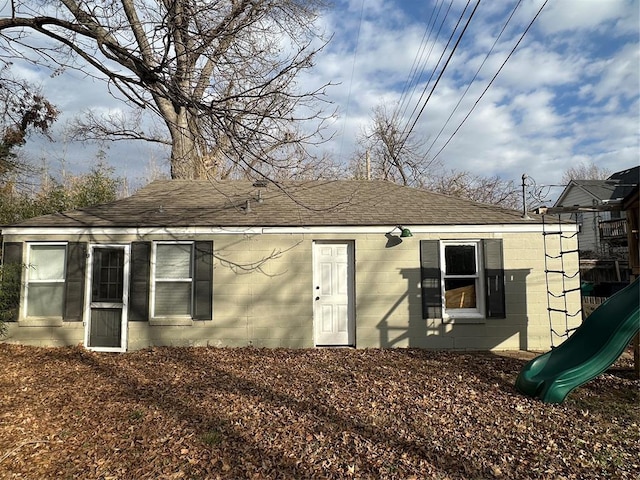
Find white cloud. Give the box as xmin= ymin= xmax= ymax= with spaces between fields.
xmin=312 ymin=0 xmax=639 ymax=188
xmin=537 ymin=0 xmax=636 ymax=34
xmin=485 ymin=42 xmax=585 ymax=90
xmin=588 ymin=42 xmax=640 ymax=102
xmin=509 ymin=89 xmax=564 ymax=135
xmin=5 ymin=0 xmax=639 ymax=191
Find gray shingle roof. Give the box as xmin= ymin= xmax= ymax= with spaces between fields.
xmin=571 ymin=180 xmax=619 ymax=202
xmin=7 ymin=180 xmax=544 ymax=228
xmin=608 ymin=166 xmax=639 ymax=201
xmin=555 ymin=166 xmax=640 ymax=207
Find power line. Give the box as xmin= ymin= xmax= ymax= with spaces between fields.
xmin=400 ymin=0 xmax=472 ymax=139
xmin=400 ymin=0 xmax=482 ymax=148
xmin=431 ymin=0 xmax=549 ymax=162
xmin=424 ymin=0 xmax=524 ymax=159
xmin=393 ymin=0 xmax=450 ymax=125
xmin=337 ymin=0 xmax=365 ymax=162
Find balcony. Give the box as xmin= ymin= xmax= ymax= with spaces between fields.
xmin=599 ymin=218 xmax=628 ymax=243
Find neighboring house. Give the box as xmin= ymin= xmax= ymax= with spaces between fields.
xmin=553 ymin=166 xmax=639 ymax=256
xmin=0 ymin=180 xmax=580 ymax=352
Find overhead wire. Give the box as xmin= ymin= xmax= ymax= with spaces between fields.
xmin=393 ymin=0 xmax=449 ymax=124
xmin=431 ymin=0 xmax=549 ymax=162
xmin=398 ymin=0 xmax=457 ymax=125
xmin=392 ymin=0 xmax=441 ymax=123
xmin=337 ymin=0 xmax=365 ymax=162
xmin=423 ymin=0 xmax=524 ymax=159
xmin=398 ymin=0 xmax=482 ymax=154
xmin=400 ymin=0 xmax=473 ymax=141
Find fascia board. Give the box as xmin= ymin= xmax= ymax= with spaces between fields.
xmin=1 ymin=223 xmax=577 ymax=237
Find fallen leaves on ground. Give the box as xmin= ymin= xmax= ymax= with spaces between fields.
xmin=0 ymin=345 xmax=637 ymax=479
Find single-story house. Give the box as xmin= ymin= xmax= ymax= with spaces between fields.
xmin=0 ymin=179 xmax=580 ymax=352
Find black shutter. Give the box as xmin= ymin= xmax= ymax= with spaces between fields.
xmin=193 ymin=241 xmax=213 ymax=320
xmin=64 ymin=242 xmax=86 ymax=322
xmin=420 ymin=240 xmax=442 ymax=319
xmin=3 ymin=242 xmax=23 ymax=266
xmin=2 ymin=242 xmax=23 ymax=322
xmin=129 ymin=242 xmax=150 ymax=321
xmin=483 ymin=239 xmax=506 ymax=319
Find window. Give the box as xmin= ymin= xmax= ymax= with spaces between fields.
xmin=421 ymin=239 xmax=505 ymax=320
xmin=152 ymin=242 xmax=193 ymax=317
xmin=134 ymin=241 xmax=212 ymax=322
xmin=26 ymin=243 xmax=66 ymax=317
xmin=441 ymin=242 xmax=482 ymax=317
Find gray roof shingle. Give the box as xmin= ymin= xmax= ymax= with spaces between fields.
xmin=555 ymin=166 xmax=640 ymax=207
xmin=570 ymin=180 xmax=619 ymax=202
xmin=7 ymin=180 xmax=544 ymax=228
xmin=608 ymin=166 xmax=639 ymax=201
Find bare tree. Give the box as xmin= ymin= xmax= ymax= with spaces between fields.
xmin=0 ymin=68 xmax=58 ymax=187
xmin=0 ymin=0 xmax=333 ymax=180
xmin=349 ymin=103 xmax=522 ymax=209
xmin=561 ymin=161 xmax=611 ymax=184
xmin=424 ymin=170 xmax=520 ymax=209
xmin=350 ymin=104 xmax=436 ymax=186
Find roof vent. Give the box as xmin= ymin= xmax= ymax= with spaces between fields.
xmin=253 ymin=180 xmax=268 ymax=188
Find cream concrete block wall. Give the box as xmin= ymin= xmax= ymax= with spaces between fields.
xmin=3 ymin=322 xmax=84 ymax=347
xmin=502 ymin=232 xmax=549 ymax=351
xmin=501 ymin=231 xmax=580 ymax=350
xmin=210 ymin=233 xmax=313 ymax=347
xmin=2 ymin=227 xmax=580 ymax=351
xmin=353 ymin=230 xmax=579 ymax=351
xmin=355 ymin=233 xmax=421 ymax=349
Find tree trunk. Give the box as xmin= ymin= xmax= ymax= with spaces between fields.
xmin=0 ymin=1 xmax=330 ymax=182
xmin=166 ymin=108 xmax=199 ymax=180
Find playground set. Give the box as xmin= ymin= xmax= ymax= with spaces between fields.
xmin=516 ymin=208 xmax=640 ymax=404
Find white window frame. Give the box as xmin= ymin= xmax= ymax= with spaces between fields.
xmin=24 ymin=242 xmax=67 ymax=319
xmin=440 ymin=240 xmax=484 ymax=320
xmin=150 ymin=241 xmax=194 ymax=318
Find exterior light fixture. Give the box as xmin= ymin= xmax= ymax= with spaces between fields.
xmin=399 ymin=226 xmax=413 ymax=238
xmin=385 ymin=225 xmax=412 ymax=248
xmin=387 ymin=225 xmax=413 ymax=237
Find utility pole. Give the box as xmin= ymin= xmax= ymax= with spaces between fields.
xmin=365 ymin=150 xmax=371 ymax=181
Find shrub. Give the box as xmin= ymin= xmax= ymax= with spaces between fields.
xmin=0 ymin=263 xmax=23 ymax=336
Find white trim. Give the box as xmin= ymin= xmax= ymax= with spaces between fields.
xmin=1 ymin=223 xmax=577 ymax=237
xmin=150 ymin=241 xmax=194 ymax=319
xmin=23 ymin=242 xmax=67 ymax=320
xmin=440 ymin=240 xmax=485 ymax=320
xmin=312 ymin=240 xmax=356 ymax=347
xmin=84 ymin=244 xmax=130 ymax=353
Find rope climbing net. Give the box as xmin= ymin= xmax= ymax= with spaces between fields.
xmin=542 ymin=214 xmax=583 ymax=348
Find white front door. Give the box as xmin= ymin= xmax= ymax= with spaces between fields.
xmin=84 ymin=245 xmax=130 ymax=352
xmin=313 ymin=241 xmax=355 ymax=346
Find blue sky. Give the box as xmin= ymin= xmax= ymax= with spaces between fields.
xmin=9 ymin=0 xmax=640 ymax=196
xmin=311 ymin=0 xmax=639 ymax=190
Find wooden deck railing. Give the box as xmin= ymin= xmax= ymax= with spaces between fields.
xmin=599 ymin=218 xmax=627 ymax=240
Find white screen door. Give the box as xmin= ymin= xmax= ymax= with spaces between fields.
xmin=313 ymin=241 xmax=355 ymax=346
xmin=84 ymin=245 xmax=130 ymax=352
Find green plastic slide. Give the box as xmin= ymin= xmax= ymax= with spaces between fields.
xmin=516 ymin=277 xmax=640 ymax=403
